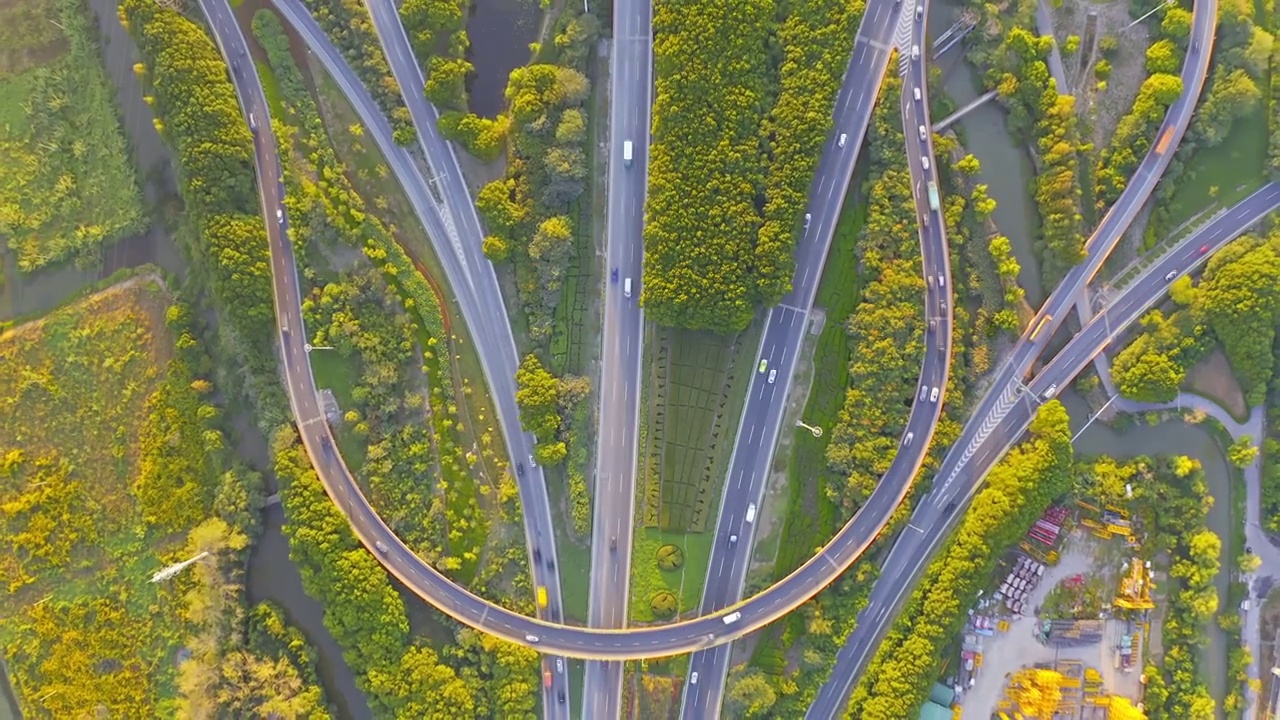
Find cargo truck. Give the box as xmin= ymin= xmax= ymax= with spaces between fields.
xmin=927 ymin=181 xmax=939 ymax=212
xmin=623 ymin=140 xmax=633 ymax=168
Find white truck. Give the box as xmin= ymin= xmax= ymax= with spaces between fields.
xmin=623 ymin=140 xmax=634 ymax=168
xmin=723 ymin=611 xmax=741 ymax=625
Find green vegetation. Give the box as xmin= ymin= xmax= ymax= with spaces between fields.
xmin=1113 ymin=228 xmax=1280 ymax=405
xmin=753 ymin=0 xmax=864 ymax=304
xmin=254 ymin=10 xmax=493 ymax=583
xmin=249 ymin=11 xmax=553 ymax=715
xmin=120 ymin=0 xmax=283 ymax=423
xmin=1095 ymin=9 xmax=1185 ymax=209
xmin=1149 ymin=0 xmax=1273 ymax=235
xmin=399 ymin=0 xmax=513 ymax=158
xmin=1270 ymin=34 xmax=1280 ymax=176
xmin=966 ymin=5 xmax=1086 ymax=285
xmin=0 ymin=0 xmax=145 ymax=273
xmin=641 ymin=326 xmax=757 ymax=534
xmin=514 ymin=353 xmax=590 ymax=469
xmin=844 ymin=402 xmax=1074 ymax=719
xmin=641 ymin=0 xmax=769 ymax=332
xmin=1 ymin=279 xmax=323 ymax=717
xmin=824 ymin=70 xmax=929 ymax=512
xmin=627 ymin=528 xmax=715 ymax=623
xmin=300 ymin=0 xmax=416 ymax=144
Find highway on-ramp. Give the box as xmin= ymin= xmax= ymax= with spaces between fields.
xmin=807 ymin=2 xmax=1220 ymax=712
xmin=357 ymin=0 xmax=572 ymax=711
xmin=581 ymin=0 xmax=655 ymax=717
xmin=677 ymin=0 xmax=956 ymax=713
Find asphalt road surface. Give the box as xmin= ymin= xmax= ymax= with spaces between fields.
xmin=355 ymin=1 xmax=573 ymax=711
xmin=581 ymin=0 xmax=655 ymax=716
xmin=677 ymin=0 xmax=958 ymax=713
xmin=807 ymin=3 xmax=1227 ymax=708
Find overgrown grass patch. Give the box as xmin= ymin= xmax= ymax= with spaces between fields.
xmin=0 ymin=0 xmax=145 ymax=273
xmin=628 ymin=528 xmax=714 ymax=623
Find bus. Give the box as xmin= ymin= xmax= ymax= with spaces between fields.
xmin=1154 ymin=127 xmax=1174 ymax=155
xmin=1029 ymin=315 xmax=1053 ymax=341
xmin=537 ymin=586 xmax=548 ymax=608
xmin=927 ymin=181 xmax=940 ymax=212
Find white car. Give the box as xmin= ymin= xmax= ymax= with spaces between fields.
xmin=745 ymin=502 xmax=757 ymax=523
xmin=930 ymin=387 xmax=940 ymax=403
xmin=374 ymin=541 xmax=389 ymax=554
xmin=838 ymin=133 xmax=848 ymax=147
xmin=276 ymin=208 xmax=284 ymax=224
xmin=525 ymin=634 xmax=540 ymax=644
xmin=1164 ymin=270 xmax=1177 ymax=281
xmin=1043 ymin=384 xmax=1059 ymax=399
xmin=903 ymin=432 xmax=915 ymax=447
xmin=911 ymin=45 xmax=920 ymax=60
xmin=691 ymin=672 xmax=700 ymax=685
xmin=918 ymin=125 xmax=927 ymax=140
xmin=804 ymin=213 xmax=811 ymax=229
xmin=914 ymin=87 xmax=922 ymax=101
xmin=556 ymin=658 xmax=564 ymax=673
xmin=916 ymin=4 xmax=924 ymax=19
xmin=768 ymin=369 xmax=777 ymax=384
xmin=921 ymin=157 xmax=930 ymax=171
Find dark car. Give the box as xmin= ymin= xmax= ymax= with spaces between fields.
xmin=533 ymin=547 xmax=542 ymax=563
xmin=547 ymin=557 xmax=555 ymax=571
xmin=231 ymin=59 xmax=241 ymax=76
xmin=610 ymin=536 xmax=617 ymax=551
xmin=558 ymin=690 xmax=566 ymax=704
xmin=516 ymin=462 xmax=525 ymax=477
xmin=944 ymin=500 xmax=958 ymax=515
xmin=611 ymin=268 xmax=618 ymax=283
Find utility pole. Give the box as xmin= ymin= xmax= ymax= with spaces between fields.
xmin=150 ymin=551 xmax=210 ymax=583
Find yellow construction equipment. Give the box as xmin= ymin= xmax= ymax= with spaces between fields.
xmin=1115 ymin=559 xmax=1155 ymax=610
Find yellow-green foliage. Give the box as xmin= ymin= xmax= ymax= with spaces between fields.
xmin=0 ymin=0 xmax=145 ymax=272
xmin=0 ymin=278 xmax=227 ymax=717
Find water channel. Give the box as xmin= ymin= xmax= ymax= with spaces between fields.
xmin=929 ymin=0 xmax=1047 ymax=307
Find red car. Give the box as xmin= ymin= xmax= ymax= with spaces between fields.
xmin=1200 ymin=244 xmax=1210 ymax=254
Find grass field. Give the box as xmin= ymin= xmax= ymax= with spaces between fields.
xmin=640 ymin=323 xmax=762 ymax=534
xmin=1164 ymin=107 xmax=1270 ymax=230
xmin=627 ymin=527 xmax=715 ymax=623
xmin=0 ymin=277 xmax=210 ymax=715
xmin=0 ymin=0 xmax=145 ymax=273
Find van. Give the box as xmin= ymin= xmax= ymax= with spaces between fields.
xmin=903 ymin=432 xmax=915 ymax=446
xmin=911 ymin=45 xmax=920 ymax=60
xmin=913 ymin=87 xmax=922 ymax=101
xmin=623 ymin=140 xmax=634 ymax=168
xmin=921 ymin=157 xmax=930 ymax=171
xmin=745 ymin=503 xmax=757 ymax=523
xmin=624 ymin=278 xmax=632 ymax=298
xmin=723 ymin=611 xmax=742 ymax=625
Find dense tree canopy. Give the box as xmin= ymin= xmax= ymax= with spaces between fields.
xmin=641 ymin=0 xmax=772 ymax=332
xmin=846 ymin=402 xmax=1074 ymax=718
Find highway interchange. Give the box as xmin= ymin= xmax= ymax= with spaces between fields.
xmin=198 ymin=0 xmax=1267 ymax=715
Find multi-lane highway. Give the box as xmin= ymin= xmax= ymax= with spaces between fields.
xmin=807 ymin=185 xmax=1276 ymax=720
xmin=807 ymin=1 xmax=1220 ymax=712
xmin=678 ymin=0 xmax=956 ymax=712
xmin=582 ymin=0 xmax=655 ymax=715
xmin=354 ymin=1 xmax=572 ymax=710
